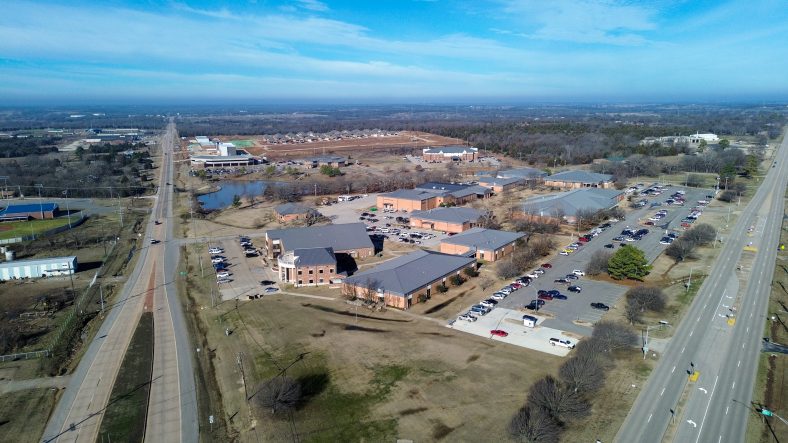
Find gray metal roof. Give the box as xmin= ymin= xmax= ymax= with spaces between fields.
xmin=410 ymin=207 xmax=486 ymax=224
xmin=422 ymin=146 xmax=478 ymax=155
xmin=266 ymin=223 xmax=373 ymax=252
xmin=449 ymin=185 xmax=491 ymax=198
xmin=547 ymin=170 xmax=613 ymax=183
xmin=416 ymin=182 xmax=469 ymax=192
xmin=275 ymin=203 xmax=317 ymax=216
xmin=381 ymin=188 xmax=444 ymax=201
xmin=497 ymin=167 xmax=548 ymax=179
xmin=520 ymin=188 xmax=623 ymax=217
xmin=0 ymin=256 xmax=77 ymax=269
xmin=441 ymin=228 xmax=525 ymax=252
xmin=344 ymin=250 xmax=475 ymax=296
xmin=292 ymin=248 xmax=336 ymax=266
xmin=477 ymin=176 xmax=523 ymax=187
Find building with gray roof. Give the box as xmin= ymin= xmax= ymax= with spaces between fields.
xmin=497 ymin=167 xmax=548 ymax=181
xmin=274 ymin=203 xmax=320 ymax=222
xmin=265 ymin=223 xmax=374 ymax=259
xmin=545 ymin=170 xmax=614 ymax=189
xmin=277 ymin=247 xmax=339 ymax=287
xmin=377 ymin=182 xmax=490 ymax=212
xmin=440 ymin=227 xmax=525 ymax=262
xmin=477 ymin=176 xmax=524 ymax=193
xmin=422 ymin=145 xmax=478 ymax=162
xmin=409 ymin=207 xmax=488 ymax=234
xmin=342 ymin=250 xmax=476 ymax=309
xmin=517 ymin=188 xmax=623 ymax=223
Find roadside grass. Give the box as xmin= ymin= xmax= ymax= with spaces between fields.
xmin=0 ymin=388 xmax=59 ymax=443
xmin=0 ymin=217 xmax=73 ymax=240
xmin=97 ymin=312 xmax=154 ymax=443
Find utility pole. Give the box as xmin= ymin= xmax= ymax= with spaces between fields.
xmin=35 ymin=184 xmax=44 ymax=219
xmin=686 ymin=267 xmax=693 ymax=293
xmin=99 ymin=284 xmax=105 ymax=313
xmin=63 ymin=189 xmax=72 ymax=228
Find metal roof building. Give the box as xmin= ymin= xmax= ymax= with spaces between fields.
xmin=519 ymin=188 xmax=623 ymax=221
xmin=265 ymin=223 xmax=374 ymax=257
xmin=497 ymin=167 xmax=548 ymax=179
xmin=0 ymin=203 xmax=59 ymax=220
xmin=410 ymin=207 xmax=486 ymax=224
xmin=546 ymin=170 xmax=613 ymax=184
xmin=344 ymin=249 xmax=475 ymax=297
xmin=441 ymin=227 xmax=525 ymax=252
xmin=0 ymin=256 xmax=77 ymax=280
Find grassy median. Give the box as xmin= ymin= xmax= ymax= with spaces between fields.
xmin=97 ymin=312 xmax=154 ymax=443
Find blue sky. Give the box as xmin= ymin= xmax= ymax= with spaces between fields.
xmin=0 ymin=0 xmax=786 ymax=104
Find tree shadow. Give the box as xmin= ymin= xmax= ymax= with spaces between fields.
xmin=297 ymin=371 xmax=330 ymax=408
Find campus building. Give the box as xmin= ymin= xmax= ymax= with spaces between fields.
xmin=376 ymin=182 xmax=490 ymax=212
xmin=0 ymin=203 xmax=59 ymax=221
xmin=0 ymin=256 xmax=77 ymax=280
xmin=422 ymin=146 xmax=478 ymax=162
xmin=409 ymin=207 xmax=488 ymax=234
xmin=342 ymin=250 xmax=476 ymax=310
xmin=544 ymin=170 xmax=614 ymax=189
xmin=274 ymin=203 xmax=320 ymax=223
xmin=439 ymin=228 xmax=525 ymax=262
xmin=277 ymin=247 xmax=339 ymax=287
xmin=264 ymin=223 xmax=374 ymax=260
xmin=516 ymin=188 xmax=624 ymax=224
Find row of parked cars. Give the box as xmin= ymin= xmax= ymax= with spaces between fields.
xmin=458 ymin=275 xmax=535 ymax=322
xmin=208 ymin=246 xmax=231 ymax=283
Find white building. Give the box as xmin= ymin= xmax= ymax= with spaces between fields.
xmin=0 ymin=256 xmax=77 ymax=280
xmin=690 ymin=133 xmax=719 ymax=144
xmin=218 ymin=142 xmax=237 ymax=156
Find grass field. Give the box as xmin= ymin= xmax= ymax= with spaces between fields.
xmin=178 ymin=244 xmax=561 ymax=442
xmin=97 ymin=312 xmax=154 ymax=443
xmin=0 ymin=217 xmax=73 ymax=240
xmin=228 ymin=139 xmax=254 ymax=148
xmin=0 ymin=388 xmax=58 ymax=443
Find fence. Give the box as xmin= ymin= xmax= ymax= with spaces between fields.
xmin=0 ymin=350 xmax=50 ymax=362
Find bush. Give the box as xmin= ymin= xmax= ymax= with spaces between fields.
xmin=254 ymin=376 xmax=301 ymax=415
xmin=718 ymin=190 xmax=736 ymax=202
xmin=463 ymin=267 xmax=479 ymax=278
xmin=586 ymin=250 xmax=613 ymax=276
xmin=496 ymin=259 xmax=520 ymax=279
xmin=435 ymin=284 xmax=448 ymax=293
xmin=449 ymin=274 xmax=465 ymax=286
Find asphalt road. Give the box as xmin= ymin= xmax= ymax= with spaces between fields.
xmin=495 ymin=185 xmax=710 ymax=336
xmin=615 ymin=133 xmax=788 ymax=443
xmin=42 ymin=121 xmax=197 ymax=443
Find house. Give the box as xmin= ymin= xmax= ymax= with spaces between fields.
xmin=516 ymin=188 xmax=624 ymax=223
xmin=0 ymin=203 xmax=59 ymax=221
xmin=0 ymin=256 xmax=77 ymax=280
xmin=477 ymin=176 xmax=523 ymax=193
xmin=439 ymin=227 xmax=525 ymax=262
xmin=264 ymin=223 xmax=374 ymax=259
xmin=422 ymin=145 xmax=478 ymax=162
xmin=274 ymin=203 xmax=320 ymax=223
xmin=277 ymin=247 xmax=338 ymax=287
xmin=342 ymin=250 xmax=476 ymax=309
xmin=376 ymin=182 xmax=490 ymax=212
xmin=544 ymin=170 xmax=614 ymax=189
xmin=497 ymin=167 xmax=548 ymax=182
xmin=409 ymin=207 xmax=488 ymax=234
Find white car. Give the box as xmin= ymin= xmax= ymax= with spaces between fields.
xmin=480 ymin=300 xmax=496 ymax=308
xmin=549 ymin=338 xmax=575 ymax=349
xmin=559 ymin=250 xmax=569 ymax=256
xmin=572 ymin=270 xmax=585 ymax=276
xmin=525 ymin=273 xmax=539 ymax=279
xmin=498 ymin=287 xmax=512 ymax=295
xmin=210 ymin=257 xmax=224 ymax=264
xmin=491 ymin=292 xmax=507 ymax=301
xmin=216 ymin=271 xmax=230 ymax=279
xmin=533 ymin=269 xmax=545 ymax=275
xmin=208 ymin=247 xmax=223 ymax=254
xmin=458 ymin=313 xmax=478 ymax=322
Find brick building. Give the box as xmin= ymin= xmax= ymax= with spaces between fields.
xmin=264 ymin=223 xmax=374 ymax=259
xmin=516 ymin=188 xmax=624 ymax=224
xmin=409 ymin=207 xmax=488 ymax=234
xmin=277 ymin=247 xmax=339 ymax=287
xmin=376 ymin=182 xmax=490 ymax=212
xmin=422 ymin=146 xmax=478 ymax=162
xmin=274 ymin=203 xmax=320 ymax=223
xmin=544 ymin=170 xmax=614 ymax=189
xmin=342 ymin=250 xmax=476 ymax=309
xmin=477 ymin=176 xmax=524 ymax=193
xmin=439 ymin=228 xmax=525 ymax=262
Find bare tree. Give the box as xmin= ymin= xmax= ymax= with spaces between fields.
xmin=665 ymin=238 xmax=696 ymax=262
xmin=625 ymin=286 xmax=666 ymax=324
xmin=527 ymin=375 xmax=591 ymax=423
xmin=496 ymin=259 xmax=519 ymax=279
xmin=508 ymin=405 xmax=562 ymax=443
xmin=254 ymin=376 xmax=301 ymax=415
xmin=559 ymin=353 xmax=605 ymax=394
xmin=684 ymin=223 xmax=716 ymax=246
xmin=590 ymin=321 xmax=638 ymax=353
xmin=585 ymin=250 xmax=613 ymax=275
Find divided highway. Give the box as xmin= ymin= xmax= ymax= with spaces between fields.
xmin=616 ymin=133 xmax=788 ymax=442
xmin=43 ymin=121 xmax=197 ymax=443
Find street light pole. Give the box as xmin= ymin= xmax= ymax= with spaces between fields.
xmin=686 ymin=267 xmax=693 ymax=293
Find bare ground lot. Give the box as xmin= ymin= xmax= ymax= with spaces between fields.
xmin=179 ymin=245 xmax=560 ymax=442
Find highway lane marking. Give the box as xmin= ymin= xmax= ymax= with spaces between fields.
xmin=681 ymin=346 xmax=686 ymax=354
xmin=672 ymin=366 xmax=676 ymax=374
xmin=660 ymin=387 xmax=665 ymax=396
xmin=690 ymin=329 xmax=694 ymax=337
xmin=732 ymin=381 xmax=736 ymax=390
xmin=694 ymin=375 xmax=720 ymax=443
xmin=742 ymin=343 xmax=746 ymax=349
xmin=648 ymin=413 xmax=652 ymax=423
xmin=746 ymin=327 xmax=750 ymax=333
xmin=697 ymin=316 xmax=701 ymax=322
xmin=738 ymin=360 xmax=741 ymax=368
xmin=718 ymin=435 xmax=722 ymax=443
xmin=726 ymin=406 xmax=730 ymax=415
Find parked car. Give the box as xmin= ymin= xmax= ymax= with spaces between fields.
xmin=490 ymin=329 xmax=509 ymax=337
xmin=150 ymin=239 xmax=160 ymax=244
xmin=554 ymin=278 xmax=570 ymax=284
xmin=541 ymin=263 xmax=552 ymax=268
xmin=525 ymin=300 xmax=546 ymax=310
xmin=261 ymin=280 xmax=276 ymax=285
xmin=559 ymin=251 xmax=569 ymax=256
xmin=211 ymin=257 xmax=224 ymax=264
xmin=525 ymin=273 xmax=539 ymax=279
xmin=480 ymin=299 xmax=497 ymax=308
xmin=208 ymin=247 xmax=223 ymax=254
xmin=537 ymin=290 xmax=548 ymax=296
xmin=552 ymin=293 xmax=568 ymax=300
xmin=216 ymin=270 xmax=230 ymax=278
xmin=546 ymin=290 xmax=560 ymax=297
xmin=604 ymin=243 xmax=615 ymax=249
xmin=568 ymin=285 xmax=582 ymax=293
xmin=264 ymin=287 xmax=279 ymax=293
xmin=613 ymin=236 xmax=625 ymax=242
xmin=510 ymin=282 xmax=522 ymax=289
xmin=533 ymin=269 xmax=545 ymax=275
xmin=590 ymin=302 xmax=610 ymax=311
xmin=565 ymin=274 xmax=579 ymax=280
xmin=499 ymin=287 xmax=513 ymax=295
xmin=572 ymin=270 xmax=585 ymax=276
xmin=538 ymin=294 xmax=554 ymax=301
xmin=491 ymin=292 xmax=507 ymax=301
xmin=470 ymin=305 xmax=491 ymax=315
xmin=549 ymin=338 xmax=575 ymax=349
xmin=458 ymin=313 xmax=477 ymax=322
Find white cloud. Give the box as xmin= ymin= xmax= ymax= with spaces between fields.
xmin=297 ymin=0 xmax=329 ymax=12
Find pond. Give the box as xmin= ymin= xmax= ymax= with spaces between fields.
xmin=197 ymin=180 xmax=278 ymax=210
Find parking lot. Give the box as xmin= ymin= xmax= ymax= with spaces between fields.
xmin=455 ymin=184 xmax=713 ymax=337
xmin=209 ymin=237 xmax=275 ymax=301
xmin=450 ymin=308 xmax=576 ymax=356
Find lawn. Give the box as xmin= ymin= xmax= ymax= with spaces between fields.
xmin=0 ymin=388 xmax=59 ymax=443
xmin=0 ymin=217 xmax=73 ymax=240
xmin=228 ymin=139 xmax=254 ymax=148
xmin=97 ymin=312 xmax=154 ymax=443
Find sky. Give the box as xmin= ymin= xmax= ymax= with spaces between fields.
xmin=0 ymin=0 xmax=786 ymax=104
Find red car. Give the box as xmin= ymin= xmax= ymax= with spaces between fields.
xmin=542 ymin=263 xmax=552 ymax=268
xmin=490 ymin=329 xmax=509 ymax=337
xmin=538 ymin=294 xmax=554 ymax=301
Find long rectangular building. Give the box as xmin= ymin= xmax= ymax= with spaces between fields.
xmin=0 ymin=256 xmax=77 ymax=280
xmin=264 ymin=223 xmax=374 ymax=259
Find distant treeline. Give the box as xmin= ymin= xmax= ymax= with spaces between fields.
xmin=0 ymin=137 xmax=61 ymax=158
